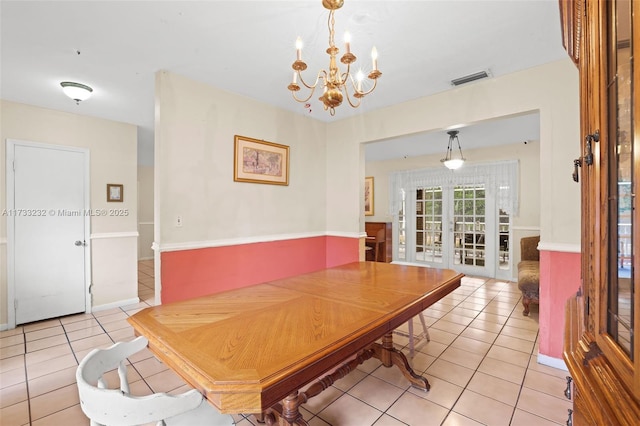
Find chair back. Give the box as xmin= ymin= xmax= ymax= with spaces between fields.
xmin=375 ymin=228 xmax=386 ymax=242
xmin=520 ymin=235 xmax=540 ymax=262
xmin=76 ymin=336 xmax=205 ymax=426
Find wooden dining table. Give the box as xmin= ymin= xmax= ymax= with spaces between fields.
xmin=127 ymin=261 xmax=463 ymax=425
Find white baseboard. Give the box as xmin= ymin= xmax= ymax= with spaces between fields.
xmin=0 ymin=297 xmax=140 ymax=330
xmin=537 ymin=353 xmax=568 ymax=371
xmin=92 ymin=297 xmax=140 ymax=312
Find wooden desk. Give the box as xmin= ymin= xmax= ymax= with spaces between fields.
xmin=128 ymin=262 xmax=462 ymax=425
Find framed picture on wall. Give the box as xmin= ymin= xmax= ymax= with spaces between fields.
xmin=233 ymin=135 xmax=289 ymax=185
xmin=365 ymin=176 xmax=374 ymax=216
xmin=107 ymin=184 xmax=123 ymax=202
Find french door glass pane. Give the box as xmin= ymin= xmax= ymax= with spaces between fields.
xmin=398 ymin=189 xmax=406 ymax=260
xmin=453 ymin=185 xmax=485 ymax=267
xmin=415 ymin=187 xmax=443 ymax=263
xmin=498 ymin=209 xmax=510 ymax=270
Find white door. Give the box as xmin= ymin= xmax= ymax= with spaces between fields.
xmin=10 ymin=142 xmax=88 ymax=325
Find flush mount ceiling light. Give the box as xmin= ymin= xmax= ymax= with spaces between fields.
xmin=440 ymin=130 xmax=466 ymax=170
xmin=60 ymin=81 xmax=93 ymax=104
xmin=287 ymin=0 xmax=382 ymax=116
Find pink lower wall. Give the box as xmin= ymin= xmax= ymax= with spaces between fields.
xmin=161 ymin=235 xmax=359 ymax=303
xmin=538 ymin=249 xmax=581 ymax=359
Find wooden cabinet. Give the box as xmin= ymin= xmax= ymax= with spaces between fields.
xmin=365 ymin=222 xmax=392 ymax=262
xmin=561 ymin=1 xmax=640 ymax=424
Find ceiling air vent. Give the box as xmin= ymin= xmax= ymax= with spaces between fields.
xmin=451 ymin=70 xmax=491 ymax=86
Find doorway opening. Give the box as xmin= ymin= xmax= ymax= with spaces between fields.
xmin=392 ymin=161 xmax=517 ymax=279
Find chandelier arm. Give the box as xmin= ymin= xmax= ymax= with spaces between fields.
xmin=344 ymin=87 xmax=363 ymax=108
xmin=360 ymin=77 xmax=379 ymax=96
xmin=291 ymin=86 xmax=318 ymax=104
xmin=297 ymin=69 xmax=324 ymax=90
xmin=343 ymin=67 xmax=379 ymax=97
xmin=340 ymin=63 xmax=351 ymax=90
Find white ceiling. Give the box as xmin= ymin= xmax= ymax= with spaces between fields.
xmin=0 ymin=1 xmax=567 ymax=164
xmin=365 ymin=111 xmax=540 ymax=162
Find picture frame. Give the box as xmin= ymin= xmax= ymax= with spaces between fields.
xmin=364 ymin=176 xmax=374 ymax=216
xmin=233 ymin=135 xmax=289 ymax=185
xmin=107 ymin=184 xmax=124 ymax=202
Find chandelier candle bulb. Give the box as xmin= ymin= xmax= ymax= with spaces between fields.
xmin=371 ymin=46 xmax=378 ymax=71
xmin=296 ymin=37 xmax=303 ymax=61
xmin=357 ymin=71 xmax=364 ymax=92
xmin=344 ymin=32 xmax=351 ymax=54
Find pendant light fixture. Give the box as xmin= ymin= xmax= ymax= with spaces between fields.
xmin=441 ymin=130 xmax=466 ymax=170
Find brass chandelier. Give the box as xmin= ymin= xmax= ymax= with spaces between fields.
xmin=287 ymin=0 xmax=382 ymax=116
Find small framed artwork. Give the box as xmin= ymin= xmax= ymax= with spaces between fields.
xmin=364 ymin=176 xmax=374 ymax=216
xmin=234 ymin=135 xmax=289 ymax=185
xmin=107 ymin=184 xmax=124 ymax=202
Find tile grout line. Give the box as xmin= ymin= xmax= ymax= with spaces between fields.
xmin=432 ymin=277 xmax=519 ymax=425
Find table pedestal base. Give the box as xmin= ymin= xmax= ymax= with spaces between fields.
xmin=254 ymin=332 xmax=429 ymax=425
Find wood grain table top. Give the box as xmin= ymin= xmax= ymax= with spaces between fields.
xmin=127 ymin=262 xmax=463 ymax=413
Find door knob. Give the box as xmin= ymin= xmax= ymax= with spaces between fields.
xmin=75 ymin=240 xmax=85 ymax=246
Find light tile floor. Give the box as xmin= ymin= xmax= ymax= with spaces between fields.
xmin=0 ymin=260 xmax=573 ymax=425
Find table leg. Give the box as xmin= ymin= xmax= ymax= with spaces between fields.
xmin=282 ymin=392 xmax=308 ymax=426
xmin=255 ymin=350 xmax=376 ymax=425
xmin=369 ymin=332 xmax=430 ymax=391
xmin=255 ymin=335 xmax=429 ymax=425
xmin=256 ymin=400 xmax=308 ymax=426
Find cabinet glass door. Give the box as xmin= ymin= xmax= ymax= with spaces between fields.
xmin=606 ymin=0 xmax=634 ymax=358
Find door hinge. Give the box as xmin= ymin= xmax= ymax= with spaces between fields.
xmin=12 ymin=160 xmax=15 ymax=171
xmin=14 ymin=299 xmax=18 ymax=310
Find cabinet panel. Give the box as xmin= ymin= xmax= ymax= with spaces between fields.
xmin=561 ymin=0 xmax=640 ymax=423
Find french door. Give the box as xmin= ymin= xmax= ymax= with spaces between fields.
xmin=396 ymin=183 xmax=511 ymax=278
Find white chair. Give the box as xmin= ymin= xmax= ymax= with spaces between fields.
xmin=395 ymin=312 xmax=430 ymax=357
xmin=76 ymin=336 xmax=234 ymax=426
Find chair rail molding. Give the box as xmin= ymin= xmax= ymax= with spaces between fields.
xmin=90 ymin=231 xmax=139 ymax=239
xmin=159 ymin=231 xmax=361 ymax=252
xmin=537 ymin=241 xmax=581 ymax=253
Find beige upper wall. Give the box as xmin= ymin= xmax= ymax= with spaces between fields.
xmin=326 ymin=59 xmax=580 ymax=246
xmin=156 ymin=59 xmax=579 ymax=248
xmin=155 ymin=71 xmax=328 ymax=247
xmin=0 ymin=100 xmax=139 ymax=325
xmin=0 ymin=101 xmax=138 ymax=234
